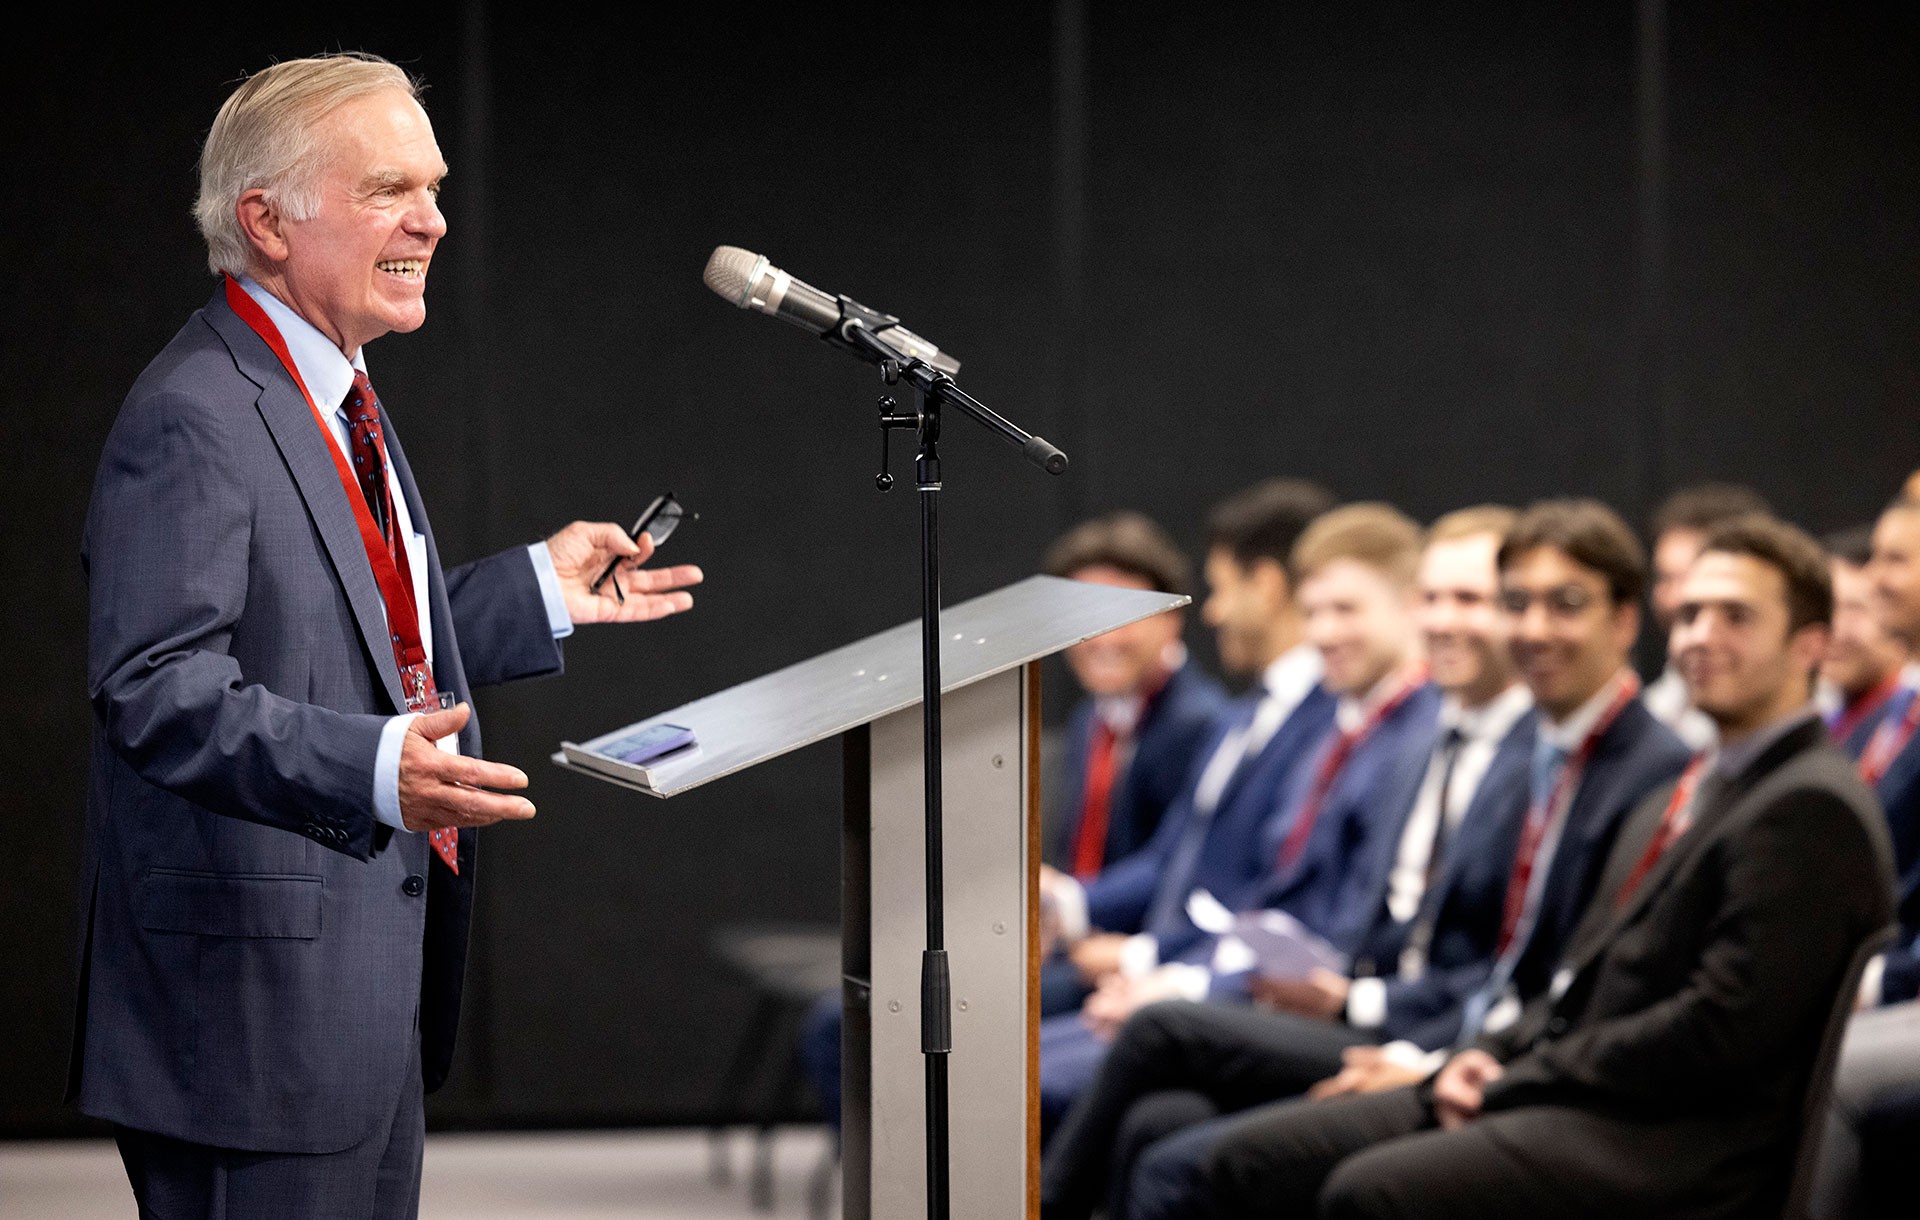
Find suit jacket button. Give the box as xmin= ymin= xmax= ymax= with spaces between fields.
xmin=1546 ymin=1016 xmax=1570 ymax=1037
xmin=403 ymin=874 xmax=425 ymax=897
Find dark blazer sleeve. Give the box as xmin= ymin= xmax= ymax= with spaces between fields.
xmin=85 ymin=388 xmax=386 ymax=851
xmin=1482 ymin=786 xmax=1884 ymax=1113
xmin=444 ymin=546 xmax=564 ymax=689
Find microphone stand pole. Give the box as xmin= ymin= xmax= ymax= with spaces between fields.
xmin=857 ymin=324 xmax=1065 ymax=1220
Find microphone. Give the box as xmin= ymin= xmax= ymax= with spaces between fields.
xmin=703 ymin=246 xmax=962 ymax=376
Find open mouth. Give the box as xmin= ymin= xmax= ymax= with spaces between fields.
xmin=377 ymin=259 xmax=427 ymax=280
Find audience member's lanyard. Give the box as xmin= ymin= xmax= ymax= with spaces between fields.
xmin=222 ymin=275 xmax=430 ymax=685
xmin=1859 ymin=685 xmax=1920 ymax=788
xmin=1496 ymin=674 xmax=1641 ymax=955
xmin=1275 ymin=666 xmax=1426 ymax=870
xmin=1613 ymin=753 xmax=1708 ymax=908
xmin=1830 ymin=672 xmax=1902 ymax=746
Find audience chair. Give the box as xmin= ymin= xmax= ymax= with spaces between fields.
xmin=1783 ymin=924 xmax=1898 ymax=1220
xmin=707 ymin=921 xmax=844 ymax=1213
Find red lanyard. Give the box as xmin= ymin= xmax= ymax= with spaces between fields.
xmin=1496 ymin=673 xmax=1641 ymax=954
xmin=1276 ymin=666 xmax=1426 ymax=869
xmin=1859 ymin=683 xmax=1920 ymax=788
xmin=1830 ymin=672 xmax=1902 ymax=747
xmin=223 ymin=276 xmax=430 ymax=685
xmin=1614 ymin=753 xmax=1707 ymax=908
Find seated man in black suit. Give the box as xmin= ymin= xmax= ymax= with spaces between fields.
xmin=1041 ymin=500 xmax=1692 ymax=1220
xmin=1201 ymin=513 xmax=1893 ymax=1220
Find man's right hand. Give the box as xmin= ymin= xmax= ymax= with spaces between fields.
xmin=1070 ymin=933 xmax=1131 ymax=983
xmin=397 ymin=703 xmax=536 ymax=832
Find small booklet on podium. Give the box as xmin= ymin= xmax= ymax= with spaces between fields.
xmin=558 ymin=723 xmax=703 ymax=791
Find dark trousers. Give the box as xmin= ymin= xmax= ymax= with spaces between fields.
xmin=1040 ymin=1000 xmax=1368 ymax=1219
xmin=1206 ymin=1085 xmax=1728 ymax=1220
xmin=115 ymin=1038 xmax=425 ymax=1220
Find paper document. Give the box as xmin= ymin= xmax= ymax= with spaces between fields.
xmin=1186 ymin=890 xmax=1347 ymax=980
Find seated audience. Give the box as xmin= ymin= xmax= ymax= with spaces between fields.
xmin=1198 ymin=514 xmax=1892 ymax=1220
xmin=1042 ymin=499 xmax=1692 ymax=1219
xmin=1039 ymin=503 xmax=1440 ymax=1134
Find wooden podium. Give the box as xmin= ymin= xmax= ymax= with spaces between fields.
xmin=555 ymin=574 xmax=1188 ymax=1218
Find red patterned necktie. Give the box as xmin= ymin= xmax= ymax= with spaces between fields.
xmin=345 ymin=372 xmax=459 ymax=875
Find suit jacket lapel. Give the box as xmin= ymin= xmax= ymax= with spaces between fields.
xmin=204 ymin=292 xmax=409 ymax=713
xmin=1578 ymin=718 xmax=1827 ymax=967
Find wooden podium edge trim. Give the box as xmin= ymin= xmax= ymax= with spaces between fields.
xmin=1026 ymin=660 xmax=1043 ymax=1220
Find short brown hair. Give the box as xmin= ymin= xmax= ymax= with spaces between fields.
xmin=1650 ymin=483 xmax=1771 ymax=540
xmin=1043 ymin=511 xmax=1193 ymax=598
xmin=1700 ymin=514 xmax=1834 ymax=632
xmin=1291 ymin=503 xmax=1424 ymax=589
xmin=1499 ymin=499 xmax=1648 ymax=606
xmin=1206 ymin=479 xmax=1338 ymax=577
xmin=1429 ymin=505 xmax=1519 ymax=547
xmin=1821 ymin=524 xmax=1875 ymax=569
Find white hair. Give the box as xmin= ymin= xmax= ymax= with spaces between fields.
xmin=193 ymin=53 xmax=422 ymax=278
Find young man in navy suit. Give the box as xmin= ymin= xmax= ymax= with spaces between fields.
xmin=1043 ymin=481 xmax=1337 ymax=1008
xmin=73 ymin=55 xmax=701 ymax=1218
xmin=1039 ymin=503 xmax=1439 ymax=1135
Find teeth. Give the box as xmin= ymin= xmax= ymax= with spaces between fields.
xmin=377 ymin=259 xmax=425 ymax=276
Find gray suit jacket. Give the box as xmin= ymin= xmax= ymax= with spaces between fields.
xmin=70 ymin=286 xmax=563 ymax=1153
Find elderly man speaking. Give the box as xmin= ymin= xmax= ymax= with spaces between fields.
xmin=69 ymin=53 xmax=701 ymax=1217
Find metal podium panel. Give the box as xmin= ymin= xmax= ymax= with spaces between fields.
xmin=859 ymin=666 xmax=1033 ymax=1220
xmin=552 ymin=575 xmax=1187 ymax=797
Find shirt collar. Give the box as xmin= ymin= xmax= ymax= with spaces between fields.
xmin=1903 ymin=660 xmax=1920 ymax=692
xmin=1446 ymin=681 xmax=1533 ymax=745
xmin=1710 ymin=705 xmax=1819 ymax=779
xmin=1540 ymin=668 xmax=1634 ymax=753
xmin=1335 ymin=662 xmax=1420 ymax=734
xmin=1260 ymin=643 xmax=1323 ymax=707
xmin=238 ymin=275 xmax=366 ymax=418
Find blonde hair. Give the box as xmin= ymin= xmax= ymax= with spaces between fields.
xmin=1290 ymin=502 xmax=1424 ymax=589
xmin=194 ymin=53 xmax=422 ymax=278
xmin=1428 ymin=504 xmax=1519 ymax=546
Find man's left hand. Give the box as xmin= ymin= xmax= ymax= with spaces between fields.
xmin=547 ymin=521 xmax=704 ymax=625
xmin=1432 ymin=1048 xmax=1504 ymax=1130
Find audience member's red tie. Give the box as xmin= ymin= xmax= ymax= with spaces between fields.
xmin=346 ymin=373 xmax=459 ymax=875
xmin=1071 ymin=722 xmax=1120 ymax=879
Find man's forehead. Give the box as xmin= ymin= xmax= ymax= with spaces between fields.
xmin=1681 ymin=551 xmax=1781 ymax=602
xmin=1500 ymin=545 xmax=1604 ymax=587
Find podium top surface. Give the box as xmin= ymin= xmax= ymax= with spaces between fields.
xmin=553 ymin=574 xmax=1188 ymax=797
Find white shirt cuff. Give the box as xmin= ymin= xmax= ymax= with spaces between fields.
xmin=1380 ymin=1039 xmax=1447 ymax=1075
xmin=1859 ymin=954 xmax=1887 ymax=1009
xmin=527 ymin=541 xmax=575 ymax=639
xmin=374 ymin=713 xmax=420 ymax=832
xmin=1053 ymin=875 xmax=1090 ymax=944
xmin=1162 ymin=963 xmax=1212 ymax=1002
xmin=1346 ymin=976 xmax=1387 ymax=1030
xmin=1119 ymin=933 xmax=1161 ymax=978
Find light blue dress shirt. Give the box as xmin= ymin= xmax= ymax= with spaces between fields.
xmin=237 ymin=277 xmax=572 ymax=831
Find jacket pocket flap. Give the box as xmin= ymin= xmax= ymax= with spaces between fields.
xmin=137 ymin=870 xmax=323 ymax=939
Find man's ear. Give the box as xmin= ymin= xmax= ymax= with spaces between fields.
xmin=1789 ymin=621 xmax=1830 ymax=680
xmin=1251 ymin=557 xmax=1290 ymax=612
xmin=235 ymin=189 xmax=290 ymax=265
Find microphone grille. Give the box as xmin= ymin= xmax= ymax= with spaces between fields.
xmin=703 ymin=246 xmax=762 ymax=307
